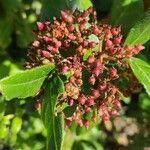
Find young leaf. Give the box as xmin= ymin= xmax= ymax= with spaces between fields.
xmin=124 ymin=11 xmax=150 ymax=45
xmin=41 ymin=76 xmax=65 ymax=150
xmin=129 ymin=57 xmax=150 ymax=96
xmin=0 ymin=64 xmax=55 ymax=100
xmin=109 ymin=0 xmax=144 ymax=33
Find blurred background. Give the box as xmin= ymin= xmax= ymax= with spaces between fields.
xmin=0 ymin=0 xmax=150 ymax=150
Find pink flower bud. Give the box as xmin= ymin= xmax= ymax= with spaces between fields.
xmin=105 ymin=40 xmax=113 ymax=48
xmin=92 ymin=25 xmax=100 ymax=35
xmin=62 ymin=65 xmax=69 ymax=74
xmin=89 ymin=76 xmax=96 ymax=85
xmin=91 ymin=89 xmax=100 ymax=98
xmin=82 ymin=40 xmax=89 ymax=47
xmin=43 ymin=36 xmax=52 ymax=43
xmin=77 ymin=119 xmax=83 ymax=126
xmin=133 ymin=44 xmax=145 ymax=54
xmin=83 ymin=120 xmax=90 ymax=129
xmin=92 ymin=115 xmax=97 ymax=123
xmin=111 ymin=27 xmax=120 ymax=35
xmin=67 ymin=25 xmax=75 ymax=32
xmin=87 ymin=56 xmax=95 ymax=63
xmin=55 ymin=41 xmax=62 ymax=48
xmin=69 ymin=76 xmax=76 ymax=83
xmin=98 ymin=81 xmax=107 ymax=91
xmin=42 ymin=51 xmax=51 ymax=58
xmin=78 ymin=95 xmax=86 ymax=105
xmin=111 ymin=109 xmax=118 ymax=116
xmin=37 ymin=22 xmax=45 ymax=31
xmin=89 ymin=42 xmax=96 ymax=48
xmin=91 ymin=67 xmax=101 ymax=77
xmin=61 ymin=10 xmax=73 ymax=23
xmin=86 ymin=98 xmax=94 ymax=106
xmin=93 ymin=60 xmax=102 ymax=67
xmin=109 ymin=67 xmax=118 ymax=79
xmin=69 ymin=99 xmax=74 ymax=106
xmin=114 ymin=36 xmax=122 ymax=44
xmin=114 ymin=99 xmax=121 ymax=108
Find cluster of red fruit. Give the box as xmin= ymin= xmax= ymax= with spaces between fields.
xmin=26 ymin=7 xmax=144 ymax=128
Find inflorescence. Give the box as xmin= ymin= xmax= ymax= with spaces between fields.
xmin=26 ymin=7 xmax=144 ymax=128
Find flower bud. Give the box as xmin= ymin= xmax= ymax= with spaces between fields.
xmin=89 ymin=76 xmax=96 ymax=85
xmin=78 ymin=95 xmax=86 ymax=105
xmin=86 ymin=98 xmax=94 ymax=106
xmin=92 ymin=115 xmax=97 ymax=123
xmin=37 ymin=22 xmax=45 ymax=31
xmin=61 ymin=10 xmax=73 ymax=23
xmin=109 ymin=67 xmax=118 ymax=79
xmin=114 ymin=36 xmax=122 ymax=44
xmin=89 ymin=42 xmax=96 ymax=48
xmin=67 ymin=25 xmax=75 ymax=32
xmin=87 ymin=56 xmax=95 ymax=63
xmin=93 ymin=59 xmax=102 ymax=67
xmin=105 ymin=40 xmax=113 ymax=48
xmin=91 ymin=89 xmax=100 ymax=98
xmin=91 ymin=67 xmax=101 ymax=77
xmin=42 ymin=51 xmax=51 ymax=58
xmin=83 ymin=120 xmax=90 ymax=128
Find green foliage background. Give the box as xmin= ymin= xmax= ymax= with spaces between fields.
xmin=0 ymin=0 xmax=150 ymax=150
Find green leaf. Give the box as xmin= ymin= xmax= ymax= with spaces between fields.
xmin=109 ymin=0 xmax=144 ymax=33
xmin=41 ymin=76 xmax=65 ymax=150
xmin=124 ymin=11 xmax=150 ymax=45
xmin=0 ymin=64 xmax=55 ymax=100
xmin=129 ymin=57 xmax=150 ymax=96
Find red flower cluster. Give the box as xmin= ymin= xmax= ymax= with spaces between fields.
xmin=26 ymin=7 xmax=144 ymax=128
